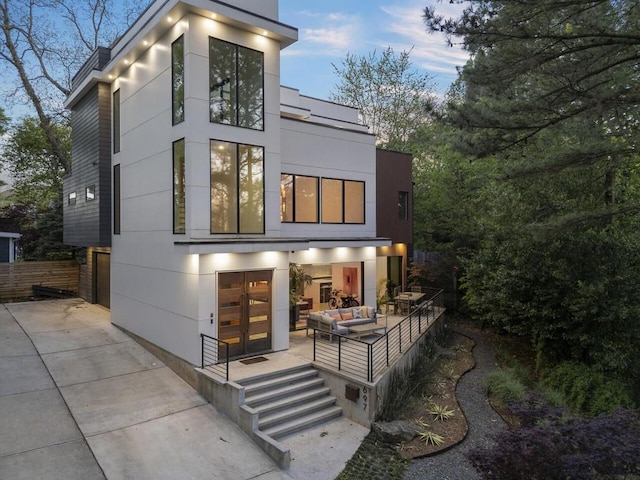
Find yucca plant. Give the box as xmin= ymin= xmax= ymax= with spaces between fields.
xmin=429 ymin=403 xmax=455 ymax=421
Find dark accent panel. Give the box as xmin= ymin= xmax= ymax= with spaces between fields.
xmin=376 ymin=148 xmax=413 ymax=247
xmin=0 ymin=238 xmax=9 ymax=262
xmin=64 ymin=82 xmax=112 ymax=247
xmin=72 ymin=46 xmax=111 ymax=90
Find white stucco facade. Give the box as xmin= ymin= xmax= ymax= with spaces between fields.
xmin=66 ymin=0 xmax=389 ymax=366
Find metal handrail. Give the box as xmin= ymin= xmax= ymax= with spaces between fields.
xmin=313 ymin=289 xmax=444 ymax=382
xmin=200 ymin=334 xmax=230 ymax=381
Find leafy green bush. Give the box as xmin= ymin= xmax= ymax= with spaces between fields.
xmin=542 ymin=362 xmax=635 ymax=416
xmin=486 ymin=368 xmax=526 ymax=406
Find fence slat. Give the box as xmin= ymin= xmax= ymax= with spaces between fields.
xmin=0 ymin=261 xmax=79 ymax=301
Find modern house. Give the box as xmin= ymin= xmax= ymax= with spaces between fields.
xmin=63 ymin=0 xmax=406 ymax=367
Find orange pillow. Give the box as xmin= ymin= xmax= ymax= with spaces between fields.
xmin=341 ymin=312 xmax=353 ymax=321
xmin=330 ymin=314 xmax=342 ymax=321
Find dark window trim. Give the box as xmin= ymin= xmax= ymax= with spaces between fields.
xmin=113 ymin=89 xmax=120 ymax=153
xmin=399 ymin=190 xmax=409 ymax=220
xmin=68 ymin=191 xmax=77 ymax=206
xmin=113 ymin=164 xmax=121 ymax=234
xmin=173 ymin=138 xmax=186 ymax=234
xmin=209 ymin=139 xmax=265 ymax=234
xmin=208 ymin=36 xmax=264 ymax=131
xmin=171 ymin=35 xmax=184 ymax=125
xmin=281 ymin=173 xmax=319 ymax=224
xmin=86 ymin=185 xmax=96 ymax=201
xmin=320 ymin=176 xmax=366 ymax=225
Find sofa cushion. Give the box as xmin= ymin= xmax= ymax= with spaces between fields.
xmin=352 ymin=307 xmax=363 ymax=319
xmin=323 ymin=309 xmax=340 ymax=317
xmin=341 ymin=311 xmax=354 ymax=321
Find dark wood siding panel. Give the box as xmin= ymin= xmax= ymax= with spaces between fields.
xmin=63 ymin=82 xmax=112 ymax=247
xmin=375 ymin=148 xmax=413 ymax=246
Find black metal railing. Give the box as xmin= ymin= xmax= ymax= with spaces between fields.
xmin=200 ymin=334 xmax=230 ymax=381
xmin=313 ymin=288 xmax=444 ymax=382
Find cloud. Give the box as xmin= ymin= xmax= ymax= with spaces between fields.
xmin=282 ymin=11 xmax=362 ymax=57
xmin=379 ymin=1 xmax=470 ymax=87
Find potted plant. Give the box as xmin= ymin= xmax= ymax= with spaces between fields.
xmin=289 ymin=264 xmax=313 ymax=327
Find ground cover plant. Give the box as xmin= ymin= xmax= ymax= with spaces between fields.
xmin=470 ymin=395 xmax=640 ymax=479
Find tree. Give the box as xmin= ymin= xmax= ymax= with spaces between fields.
xmin=330 ymin=47 xmax=437 ymax=151
xmin=424 ymin=0 xmax=640 ymax=222
xmin=422 ymin=0 xmax=640 ymax=403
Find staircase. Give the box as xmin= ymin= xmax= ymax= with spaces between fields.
xmin=240 ymin=365 xmax=342 ymax=440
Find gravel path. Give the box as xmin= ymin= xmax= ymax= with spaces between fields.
xmin=403 ymin=325 xmax=507 ymax=480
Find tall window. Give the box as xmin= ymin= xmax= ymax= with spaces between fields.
xmin=399 ymin=191 xmax=409 ymax=220
xmin=172 ymin=35 xmax=184 ymax=125
xmin=209 ymin=37 xmax=263 ymax=130
xmin=113 ymin=89 xmax=120 ymax=153
xmin=173 ymin=139 xmax=185 ymax=233
xmin=321 ymin=178 xmax=365 ymax=224
xmin=113 ymin=164 xmax=121 ymax=234
xmin=280 ymin=174 xmax=319 ymax=223
xmin=210 ymin=140 xmax=264 ymax=233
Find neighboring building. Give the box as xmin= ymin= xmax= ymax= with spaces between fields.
xmin=375 ymin=148 xmax=413 ymax=293
xmin=64 ymin=0 xmax=394 ymax=366
xmin=0 ymin=232 xmax=20 ymax=263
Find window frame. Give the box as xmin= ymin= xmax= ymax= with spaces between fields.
xmin=113 ymin=164 xmax=121 ymax=234
xmin=320 ymin=177 xmax=365 ymax=225
xmin=398 ymin=191 xmax=409 ymax=220
xmin=171 ymin=35 xmax=185 ymax=125
xmin=280 ymin=174 xmax=319 ymax=223
xmin=210 ymin=139 xmax=265 ymax=234
xmin=173 ymin=139 xmax=186 ymax=234
xmin=85 ymin=185 xmax=95 ymax=201
xmin=113 ymin=89 xmax=120 ymax=153
xmin=208 ymin=37 xmax=264 ymax=131
xmin=68 ymin=191 xmax=77 ymax=206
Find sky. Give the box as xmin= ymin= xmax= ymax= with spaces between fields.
xmin=277 ymin=0 xmax=470 ymax=101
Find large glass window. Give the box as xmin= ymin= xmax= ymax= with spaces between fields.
xmin=172 ymin=35 xmax=184 ymax=125
xmin=209 ymin=37 xmax=263 ymax=130
xmin=113 ymin=164 xmax=120 ymax=234
xmin=321 ymin=178 xmax=365 ymax=224
xmin=173 ymin=139 xmax=185 ymax=233
xmin=280 ymin=174 xmax=319 ymax=223
xmin=210 ymin=140 xmax=264 ymax=233
xmin=113 ymin=89 xmax=120 ymax=153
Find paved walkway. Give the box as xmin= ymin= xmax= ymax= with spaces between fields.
xmin=403 ymin=324 xmax=507 ymax=480
xmin=0 ymin=299 xmax=366 ymax=480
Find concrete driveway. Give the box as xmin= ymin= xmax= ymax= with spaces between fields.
xmin=0 ymin=299 xmax=292 ymax=480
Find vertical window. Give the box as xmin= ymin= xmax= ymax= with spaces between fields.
xmin=344 ymin=180 xmax=365 ymax=224
xmin=172 ymin=35 xmax=184 ymax=125
xmin=86 ymin=185 xmax=95 ymax=201
xmin=209 ymin=38 xmax=263 ymax=130
xmin=68 ymin=191 xmax=77 ymax=205
xmin=114 ymin=164 xmax=121 ymax=234
xmin=399 ymin=191 xmax=409 ymax=220
xmin=173 ymin=139 xmax=185 ymax=233
xmin=321 ymin=178 xmax=343 ymax=223
xmin=210 ymin=140 xmax=264 ymax=233
xmin=113 ymin=89 xmax=120 ymax=153
xmin=280 ymin=174 xmax=319 ymax=223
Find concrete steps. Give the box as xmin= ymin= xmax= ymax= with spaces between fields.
xmin=241 ymin=365 xmax=342 ymax=440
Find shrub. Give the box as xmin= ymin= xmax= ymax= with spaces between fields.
xmin=469 ymin=396 xmax=640 ymax=479
xmin=542 ymin=362 xmax=635 ymax=416
xmin=486 ymin=368 xmax=526 ymax=406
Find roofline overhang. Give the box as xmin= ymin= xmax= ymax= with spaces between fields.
xmin=65 ymin=0 xmax=298 ymax=109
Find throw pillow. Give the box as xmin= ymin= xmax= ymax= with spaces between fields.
xmin=353 ymin=307 xmax=363 ymax=319
xmin=341 ymin=312 xmax=353 ymax=321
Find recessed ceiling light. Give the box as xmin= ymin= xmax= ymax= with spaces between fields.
xmin=262 ymin=30 xmax=268 ymax=36
xmin=108 ymin=74 xmax=113 ymax=79
xmin=167 ymin=16 xmax=173 ymax=22
xmin=124 ymin=59 xmax=130 ymax=65
xmin=211 ymin=13 xmax=217 ymax=19
xmin=143 ymin=40 xmax=149 ymax=46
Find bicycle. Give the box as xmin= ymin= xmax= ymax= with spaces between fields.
xmin=328 ymin=289 xmax=360 ymax=308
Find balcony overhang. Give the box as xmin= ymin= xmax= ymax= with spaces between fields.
xmin=174 ymin=237 xmax=392 ymax=255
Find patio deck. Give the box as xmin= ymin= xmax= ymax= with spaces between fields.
xmin=224 ymin=309 xmax=440 ymax=384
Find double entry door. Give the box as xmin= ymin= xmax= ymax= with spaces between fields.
xmin=218 ymin=270 xmax=272 ymax=359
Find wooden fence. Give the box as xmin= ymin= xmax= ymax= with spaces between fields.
xmin=0 ymin=261 xmax=79 ymax=301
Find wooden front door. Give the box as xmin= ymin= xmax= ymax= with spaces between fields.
xmin=217 ymin=270 xmax=272 ymax=358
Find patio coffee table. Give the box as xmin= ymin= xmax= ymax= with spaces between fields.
xmin=347 ymin=323 xmax=387 ymax=339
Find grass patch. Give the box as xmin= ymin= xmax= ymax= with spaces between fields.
xmin=486 ymin=368 xmax=526 ymax=406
